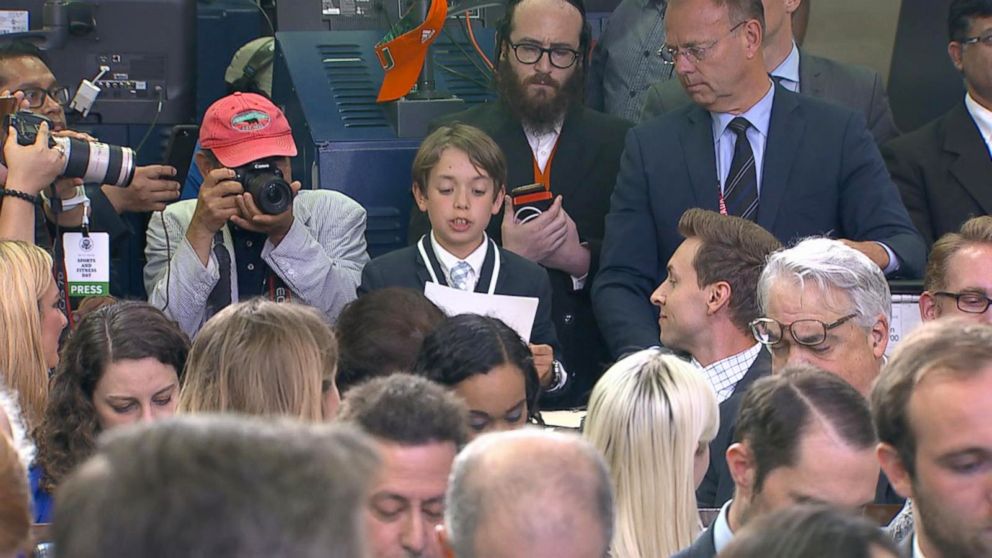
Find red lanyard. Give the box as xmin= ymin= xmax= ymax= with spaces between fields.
xmin=531 ymin=137 xmax=561 ymax=190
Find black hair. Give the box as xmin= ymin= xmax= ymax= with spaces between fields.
xmin=412 ymin=314 xmax=540 ymax=418
xmin=949 ymin=0 xmax=992 ymax=41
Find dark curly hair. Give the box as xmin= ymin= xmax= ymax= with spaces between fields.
xmin=34 ymin=301 xmax=190 ymax=493
xmin=411 ymin=314 xmax=540 ymax=418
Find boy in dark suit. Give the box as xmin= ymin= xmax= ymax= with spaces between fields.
xmin=359 ymin=124 xmax=567 ymax=397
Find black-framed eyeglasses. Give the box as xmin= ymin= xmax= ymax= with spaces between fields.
xmin=749 ymin=313 xmax=858 ymax=347
xmin=934 ymin=291 xmax=992 ymax=314
xmin=507 ymin=41 xmax=581 ymax=69
xmin=958 ymin=32 xmax=992 ymax=47
xmin=658 ymin=20 xmax=746 ymax=65
xmin=18 ymin=86 xmax=70 ymax=109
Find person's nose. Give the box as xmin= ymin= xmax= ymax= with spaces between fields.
xmin=401 ymin=512 xmax=427 ymax=554
xmin=650 ymin=282 xmax=668 ymax=307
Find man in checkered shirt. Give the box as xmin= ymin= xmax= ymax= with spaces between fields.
xmin=649 ymin=208 xmax=781 ymax=508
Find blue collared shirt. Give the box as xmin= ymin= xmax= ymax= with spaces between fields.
xmin=712 ymin=81 xmax=775 ymax=195
xmin=770 ymin=42 xmax=801 ymax=92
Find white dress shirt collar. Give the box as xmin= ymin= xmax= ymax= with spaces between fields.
xmin=770 ymin=41 xmax=801 ymax=92
xmin=524 ymin=120 xmax=564 ymax=173
xmin=691 ymin=343 xmax=762 ymax=403
xmin=965 ymin=92 xmax=992 ymax=158
xmin=430 ymin=231 xmax=489 ymax=289
xmin=713 ymin=499 xmax=735 ymax=553
xmin=913 ymin=533 xmax=927 ymax=558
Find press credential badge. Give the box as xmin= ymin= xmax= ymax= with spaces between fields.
xmin=64 ymin=232 xmax=110 ymax=297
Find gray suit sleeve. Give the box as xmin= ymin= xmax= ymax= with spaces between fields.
xmin=144 ymin=205 xmax=220 ymax=338
xmin=263 ymin=190 xmax=370 ymax=324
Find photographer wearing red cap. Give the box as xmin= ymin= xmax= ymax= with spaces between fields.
xmin=144 ymin=92 xmax=370 ymax=337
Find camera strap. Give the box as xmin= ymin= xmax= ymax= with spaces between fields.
xmin=531 ymin=136 xmax=560 ymax=190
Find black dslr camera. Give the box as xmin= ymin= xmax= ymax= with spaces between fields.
xmin=2 ymin=111 xmax=135 ymax=187
xmin=233 ymin=159 xmax=293 ymax=215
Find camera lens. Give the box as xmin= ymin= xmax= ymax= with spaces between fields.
xmin=245 ymin=174 xmax=292 ymax=215
xmin=58 ymin=137 xmax=136 ymax=187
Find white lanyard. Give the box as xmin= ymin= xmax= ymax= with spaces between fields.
xmin=417 ymin=236 xmax=500 ymax=295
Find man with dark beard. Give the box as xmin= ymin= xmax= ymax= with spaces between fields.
xmin=410 ymin=0 xmax=632 ymax=408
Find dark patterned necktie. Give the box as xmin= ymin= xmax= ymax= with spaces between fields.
xmin=723 ymin=116 xmax=759 ymax=221
xmin=205 ymin=231 xmax=232 ymax=318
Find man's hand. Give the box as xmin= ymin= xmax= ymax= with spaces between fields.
xmin=501 ymin=195 xmax=590 ymax=276
xmin=103 ymin=164 xmax=180 ymax=214
xmin=3 ymin=121 xmax=65 ymax=195
xmin=839 ymin=239 xmax=890 ymax=271
xmin=529 ymin=343 xmax=555 ymax=388
xmin=502 ymin=195 xmax=568 ymax=262
xmin=230 ymin=180 xmax=301 ymax=246
xmin=186 ymin=168 xmax=243 ymax=265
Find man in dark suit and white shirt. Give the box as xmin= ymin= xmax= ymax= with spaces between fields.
xmin=593 ymin=0 xmax=925 ymax=358
xmin=883 ymin=0 xmax=992 ymax=248
xmin=650 ymin=208 xmax=781 ymax=508
xmin=641 ymin=0 xmax=900 ymax=145
xmin=874 ymin=320 xmax=992 ymax=558
xmin=672 ymin=367 xmax=879 ymax=558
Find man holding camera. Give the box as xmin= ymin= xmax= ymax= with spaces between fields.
xmin=144 ymin=92 xmax=369 ymax=337
xmin=0 ymin=42 xmax=183 ymax=297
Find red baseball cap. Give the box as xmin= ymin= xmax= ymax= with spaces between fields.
xmin=200 ymin=92 xmax=298 ymax=167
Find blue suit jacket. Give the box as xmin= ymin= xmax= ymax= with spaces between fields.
xmin=593 ymin=85 xmax=926 ymax=357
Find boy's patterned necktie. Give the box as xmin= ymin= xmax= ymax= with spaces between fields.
xmin=449 ymin=261 xmax=475 ymax=291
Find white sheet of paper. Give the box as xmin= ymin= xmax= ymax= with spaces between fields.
xmin=424 ymin=282 xmax=539 ymax=341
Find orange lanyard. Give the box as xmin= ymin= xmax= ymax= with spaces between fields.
xmin=531 ymin=137 xmax=561 ymax=190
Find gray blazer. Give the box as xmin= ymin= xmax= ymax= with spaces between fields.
xmin=144 ymin=190 xmax=369 ymax=337
xmin=640 ymin=50 xmax=900 ymax=144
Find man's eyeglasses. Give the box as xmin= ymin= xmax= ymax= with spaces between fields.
xmin=958 ymin=32 xmax=992 ymax=47
xmin=658 ymin=20 xmax=746 ymax=65
xmin=934 ymin=291 xmax=992 ymax=314
xmin=18 ymin=86 xmax=70 ymax=109
xmin=507 ymin=41 xmax=581 ymax=69
xmin=749 ymin=314 xmax=858 ymax=347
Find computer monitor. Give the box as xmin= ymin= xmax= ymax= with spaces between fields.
xmin=0 ymin=0 xmax=196 ymax=125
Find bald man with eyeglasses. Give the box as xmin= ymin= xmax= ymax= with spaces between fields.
xmin=593 ymin=0 xmax=924 ymax=361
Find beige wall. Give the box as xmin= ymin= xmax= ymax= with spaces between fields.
xmin=801 ymin=0 xmax=902 ymax=82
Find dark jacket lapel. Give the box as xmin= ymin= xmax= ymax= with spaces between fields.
xmin=758 ymin=85 xmax=803 ymax=232
xmin=549 ymin=105 xmax=589 ymax=199
xmin=682 ymin=105 xmax=721 ymax=210
xmin=945 ymin=102 xmax=992 ymax=214
xmin=797 ymin=49 xmax=826 ymax=99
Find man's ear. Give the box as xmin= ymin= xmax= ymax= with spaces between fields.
xmin=412 ymin=183 xmax=429 ymax=213
xmin=727 ymin=442 xmax=756 ymax=500
xmin=491 ymin=187 xmax=506 ymax=215
xmin=436 ymin=524 xmax=456 ymax=558
xmin=707 ymin=281 xmax=732 ymax=315
xmin=783 ymin=0 xmax=802 ymax=16
xmin=948 ymin=41 xmax=965 ymax=72
xmin=194 ymin=151 xmax=219 ymax=177
xmin=743 ymin=19 xmax=764 ymax=59
xmin=877 ymin=442 xmax=914 ymax=500
xmin=870 ymin=314 xmax=890 ymax=360
xmin=919 ymin=292 xmax=940 ymax=322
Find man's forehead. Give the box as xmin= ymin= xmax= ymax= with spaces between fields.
xmin=510 ymin=0 xmax=583 ymax=39
xmin=665 ymin=0 xmax=730 ymax=41
xmin=966 ymin=14 xmax=992 ymax=36
xmin=767 ymin=277 xmax=854 ymax=319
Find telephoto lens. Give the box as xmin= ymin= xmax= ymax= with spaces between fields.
xmin=4 ymin=111 xmax=136 ymax=187
xmin=234 ymin=160 xmax=293 ymax=215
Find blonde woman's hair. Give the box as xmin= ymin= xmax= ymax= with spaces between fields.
xmin=179 ymin=299 xmax=336 ymax=422
xmin=0 ymin=241 xmax=54 ymax=429
xmin=584 ymin=350 xmax=719 ymax=558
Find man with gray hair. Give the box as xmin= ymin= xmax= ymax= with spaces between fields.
xmin=441 ymin=429 xmax=614 ymax=558
xmin=751 ymin=237 xmax=891 ymax=396
xmin=53 ymin=416 xmax=379 ymax=558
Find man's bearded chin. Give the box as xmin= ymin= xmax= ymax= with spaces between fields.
xmin=496 ymin=56 xmax=584 ymax=134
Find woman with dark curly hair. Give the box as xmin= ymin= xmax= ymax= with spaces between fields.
xmin=32 ymin=301 xmax=190 ymax=522
xmin=411 ymin=314 xmax=540 ymax=437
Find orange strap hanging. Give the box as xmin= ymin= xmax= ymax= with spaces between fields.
xmin=531 ymin=137 xmax=561 ymax=190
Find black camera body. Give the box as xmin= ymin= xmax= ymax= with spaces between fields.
xmin=3 ymin=111 xmax=136 ymax=187
xmin=233 ymin=159 xmax=292 ymax=215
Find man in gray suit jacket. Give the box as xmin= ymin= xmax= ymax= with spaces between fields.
xmin=673 ymin=367 xmax=879 ymax=558
xmin=144 ymin=92 xmax=369 ymax=337
xmin=641 ymin=0 xmax=900 ymax=145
